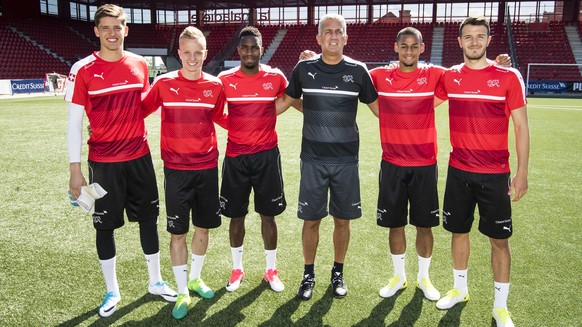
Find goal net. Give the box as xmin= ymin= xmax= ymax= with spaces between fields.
xmin=525 ymin=63 xmax=582 ymax=97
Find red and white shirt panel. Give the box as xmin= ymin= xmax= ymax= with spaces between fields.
xmin=218 ymin=65 xmax=287 ymax=157
xmin=370 ymin=64 xmax=445 ymax=166
xmin=142 ymin=71 xmax=226 ymax=170
xmin=65 ymin=51 xmax=150 ymax=162
xmin=435 ymin=64 xmax=527 ymax=173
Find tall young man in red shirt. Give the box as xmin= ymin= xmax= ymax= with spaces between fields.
xmin=369 ymin=27 xmax=444 ymax=301
xmin=434 ymin=17 xmax=529 ymax=327
xmin=218 ymin=27 xmax=288 ymax=293
xmin=65 ymin=4 xmax=176 ymax=318
xmin=141 ymin=26 xmax=227 ymax=320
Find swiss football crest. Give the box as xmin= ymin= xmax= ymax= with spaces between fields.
xmin=487 ymin=79 xmax=500 ymax=87
xmin=130 ymin=67 xmax=140 ymax=76
xmin=343 ymin=75 xmax=354 ymax=83
xmin=263 ymin=82 xmax=273 ymax=90
xmin=68 ymin=73 xmax=76 ymax=82
xmin=417 ymin=77 xmax=428 ymax=85
xmin=203 ymin=89 xmax=213 ymax=97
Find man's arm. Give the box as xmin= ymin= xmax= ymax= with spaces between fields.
xmin=276 ymin=93 xmax=301 ymax=115
xmin=509 ymin=106 xmax=530 ymax=201
xmin=67 ymin=103 xmax=87 ymax=199
xmin=367 ymin=99 xmax=379 ymax=118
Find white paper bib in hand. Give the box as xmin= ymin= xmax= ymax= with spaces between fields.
xmin=77 ymin=183 xmax=107 ymax=213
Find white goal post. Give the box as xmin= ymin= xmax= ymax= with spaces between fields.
xmin=525 ymin=63 xmax=582 ymax=96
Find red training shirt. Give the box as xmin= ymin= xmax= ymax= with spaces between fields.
xmin=65 ymin=51 xmax=150 ymax=163
xmin=142 ymin=70 xmax=227 ymax=170
xmin=435 ymin=63 xmax=527 ymax=173
xmin=370 ymin=64 xmax=445 ymax=166
xmin=218 ymin=64 xmax=287 ymax=157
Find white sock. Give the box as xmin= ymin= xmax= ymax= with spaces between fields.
xmin=99 ymin=257 xmax=119 ymax=294
xmin=453 ymin=269 xmax=468 ymax=294
xmin=189 ymin=254 xmax=206 ymax=280
xmin=391 ymin=253 xmax=406 ymax=279
xmin=418 ymin=255 xmax=432 ymax=281
xmin=172 ymin=265 xmax=188 ymax=295
xmin=265 ymin=249 xmax=277 ymax=271
xmin=493 ymin=282 xmax=510 ymax=309
xmin=145 ymin=252 xmax=162 ymax=285
xmin=231 ymin=246 xmax=243 ymax=270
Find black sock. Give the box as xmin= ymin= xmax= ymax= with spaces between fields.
xmin=332 ymin=261 xmax=343 ymax=274
xmin=304 ymin=264 xmax=315 ymax=276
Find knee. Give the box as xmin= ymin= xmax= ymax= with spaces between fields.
xmin=416 ymin=227 xmax=433 ymax=237
xmin=171 ymin=233 xmax=187 ymax=242
xmin=195 ymin=227 xmax=209 ymax=237
xmin=490 ymin=238 xmax=510 ymax=250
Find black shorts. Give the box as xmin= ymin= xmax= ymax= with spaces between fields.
xmin=220 ymin=147 xmax=286 ymax=218
xmin=442 ymin=166 xmax=512 ymax=239
xmin=88 ymin=153 xmax=159 ymax=230
xmin=298 ymin=161 xmax=361 ymax=220
xmin=164 ymin=167 xmax=221 ymax=234
xmin=377 ymin=161 xmax=440 ymax=228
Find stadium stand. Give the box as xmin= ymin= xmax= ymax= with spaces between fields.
xmin=512 ymin=20 xmax=581 ymax=80
xmin=0 ymin=14 xmax=580 ymax=82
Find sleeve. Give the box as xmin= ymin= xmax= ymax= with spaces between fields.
xmin=434 ymin=72 xmax=449 ymax=101
xmin=64 ymin=65 xmax=87 ymax=106
xmin=67 ymin=103 xmax=85 ymax=163
xmin=358 ymin=67 xmax=378 ymax=104
xmin=285 ymin=63 xmax=303 ymax=99
xmin=369 ymin=68 xmax=379 ymax=88
xmin=212 ymin=88 xmax=228 ymax=130
xmin=141 ymin=59 xmax=150 ymax=92
xmin=276 ymin=73 xmax=289 ymax=98
xmin=141 ymin=81 xmax=161 ymax=118
xmin=506 ymin=70 xmax=527 ymax=111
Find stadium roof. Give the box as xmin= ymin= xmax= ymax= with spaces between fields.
xmin=83 ymin=0 xmax=505 ymax=11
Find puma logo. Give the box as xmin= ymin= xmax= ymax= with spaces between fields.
xmin=503 ymin=226 xmax=511 ymax=232
xmin=385 ymin=77 xmax=393 ymax=85
xmin=308 ymin=72 xmax=317 ymax=79
xmin=94 ymin=72 xmax=104 ymax=80
xmin=229 ymin=83 xmax=238 ymax=89
xmin=454 ymin=78 xmax=462 ymax=86
xmin=170 ymin=87 xmax=179 ymax=95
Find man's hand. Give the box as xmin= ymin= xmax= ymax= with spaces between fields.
xmin=508 ymin=173 xmax=528 ymax=202
xmin=495 ymin=54 xmax=512 ymax=67
xmin=299 ymin=50 xmax=317 ymax=61
xmin=87 ymin=124 xmax=92 ymax=137
xmin=69 ymin=163 xmax=87 ymax=199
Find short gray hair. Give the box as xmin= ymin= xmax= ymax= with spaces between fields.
xmin=318 ymin=14 xmax=347 ymax=36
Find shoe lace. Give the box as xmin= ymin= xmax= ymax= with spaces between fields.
xmin=230 ymin=269 xmax=243 ymax=282
xmin=302 ymin=274 xmax=315 ymax=286
xmin=153 ymin=281 xmax=172 ymax=292
xmin=176 ymin=293 xmax=189 ymax=303
xmin=265 ymin=269 xmax=279 ymax=281
xmin=102 ymin=292 xmax=118 ymax=306
xmin=331 ymin=272 xmax=344 ymax=285
xmin=387 ymin=276 xmax=401 ymax=289
xmin=445 ymin=288 xmax=461 ymax=299
xmin=495 ymin=308 xmax=511 ymax=323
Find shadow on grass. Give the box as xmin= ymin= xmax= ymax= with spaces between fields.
xmin=258 ymin=291 xmax=302 ymax=326
xmin=387 ymin=288 xmax=424 ymax=326
xmin=437 ymin=301 xmax=467 ymax=327
xmin=352 ymin=288 xmax=400 ymax=327
xmin=198 ymin=283 xmax=268 ymax=327
xmin=56 ymin=293 xmax=170 ymax=327
xmin=294 ymin=285 xmax=334 ymax=326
